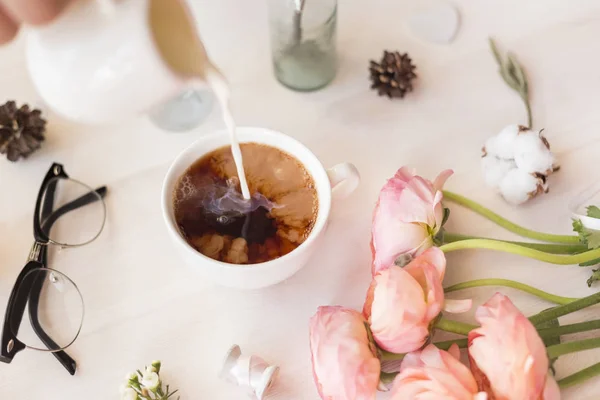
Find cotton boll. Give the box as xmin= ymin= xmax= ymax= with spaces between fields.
xmin=499 ymin=169 xmax=547 ymax=205
xmin=483 ymin=124 xmax=522 ymax=159
xmin=513 ymin=130 xmax=555 ymax=175
xmin=481 ymin=155 xmax=517 ymax=188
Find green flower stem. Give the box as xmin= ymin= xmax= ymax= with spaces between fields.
xmin=379 ymin=349 xmax=404 ymax=362
xmin=444 ymin=279 xmax=578 ymax=306
xmin=522 ymin=94 xmax=533 ymax=128
xmin=433 ymin=338 xmax=469 ymax=350
xmin=547 ymin=337 xmax=600 ymax=359
xmin=529 ymin=291 xmax=600 ymax=326
xmin=439 ymin=239 xmax=600 ymax=265
xmin=442 ymin=191 xmax=581 ymax=244
xmin=443 ymin=232 xmax=586 ymax=255
xmin=558 ymin=362 xmax=600 ymax=388
xmin=435 ymin=318 xmax=477 ymax=336
xmin=537 ymin=319 xmax=600 ymax=339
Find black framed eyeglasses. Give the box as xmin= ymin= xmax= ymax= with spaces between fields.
xmin=0 ymin=163 xmax=107 ymax=375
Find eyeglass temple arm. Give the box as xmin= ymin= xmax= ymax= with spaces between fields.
xmin=26 ymin=185 xmax=107 ymax=375
xmin=40 ymin=187 xmax=108 ymax=233
xmin=27 ymin=251 xmax=77 ymax=375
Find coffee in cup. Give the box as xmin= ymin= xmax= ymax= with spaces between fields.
xmin=173 ymin=143 xmax=319 ymax=264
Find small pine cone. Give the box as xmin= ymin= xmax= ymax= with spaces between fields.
xmin=0 ymin=101 xmax=46 ymax=162
xmin=369 ymin=51 xmax=417 ymax=99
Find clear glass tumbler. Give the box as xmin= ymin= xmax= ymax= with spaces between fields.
xmin=148 ymin=88 xmax=214 ymax=133
xmin=269 ymin=0 xmax=337 ymax=91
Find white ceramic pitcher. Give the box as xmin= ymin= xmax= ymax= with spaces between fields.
xmin=25 ymin=0 xmax=216 ymax=125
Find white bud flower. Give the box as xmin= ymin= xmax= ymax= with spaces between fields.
xmin=120 ymin=387 xmax=138 ymax=400
xmin=146 ymin=366 xmax=157 ymax=374
xmin=481 ymin=155 xmax=516 ymax=188
xmin=483 ymin=124 xmax=521 ymax=159
xmin=125 ymin=372 xmax=139 ymax=384
xmin=141 ymin=371 xmax=160 ymax=391
xmin=499 ymin=168 xmax=547 ymax=205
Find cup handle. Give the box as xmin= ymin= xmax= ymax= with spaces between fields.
xmin=327 ymin=163 xmax=360 ymax=200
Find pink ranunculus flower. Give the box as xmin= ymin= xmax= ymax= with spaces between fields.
xmin=468 ymin=293 xmax=561 ymax=400
xmin=371 ymin=166 xmax=453 ymax=275
xmin=309 ymin=306 xmax=381 ymax=400
xmin=390 ymin=344 xmax=487 ymax=400
xmin=363 ymin=248 xmax=471 ymax=354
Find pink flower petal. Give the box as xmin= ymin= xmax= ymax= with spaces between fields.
xmin=468 ymin=293 xmax=552 ymax=400
xmin=309 ymin=307 xmax=380 ymax=400
xmin=444 ymin=298 xmax=473 ymax=313
xmin=368 ymin=252 xmax=448 ymax=354
xmin=391 ymin=344 xmax=482 ymax=400
xmin=433 ymin=169 xmax=454 ymax=192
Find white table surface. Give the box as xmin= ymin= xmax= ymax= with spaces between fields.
xmin=1 ymin=0 xmax=600 ymax=398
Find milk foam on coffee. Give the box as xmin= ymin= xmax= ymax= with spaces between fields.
xmin=173 ymin=143 xmax=318 ymax=264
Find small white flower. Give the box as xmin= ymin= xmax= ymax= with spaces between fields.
xmin=146 ymin=365 xmax=157 ymax=374
xmin=120 ymin=387 xmax=138 ymax=400
xmin=499 ymin=168 xmax=547 ymax=205
xmin=141 ymin=371 xmax=160 ymax=391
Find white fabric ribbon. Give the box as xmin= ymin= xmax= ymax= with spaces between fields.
xmin=220 ymin=345 xmax=279 ymax=400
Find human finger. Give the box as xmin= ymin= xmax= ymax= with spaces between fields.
xmin=2 ymin=0 xmax=72 ymax=26
xmin=0 ymin=4 xmax=18 ymax=45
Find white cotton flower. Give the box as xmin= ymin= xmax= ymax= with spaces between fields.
xmin=141 ymin=371 xmax=160 ymax=391
xmin=483 ymin=124 xmax=521 ymax=159
xmin=481 ymin=155 xmax=516 ymax=188
xmin=120 ymin=387 xmax=138 ymax=400
xmin=499 ymin=168 xmax=547 ymax=205
xmin=481 ymin=124 xmax=558 ymax=205
xmin=513 ymin=129 xmax=555 ymax=174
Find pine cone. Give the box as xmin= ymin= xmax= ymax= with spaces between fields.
xmin=369 ymin=51 xmax=417 ymax=99
xmin=0 ymin=101 xmax=46 ymax=162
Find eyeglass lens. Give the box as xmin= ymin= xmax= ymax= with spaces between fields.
xmin=38 ymin=177 xmax=106 ymax=247
xmin=10 ymin=268 xmax=84 ymax=352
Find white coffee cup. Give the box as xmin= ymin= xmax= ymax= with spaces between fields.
xmin=161 ymin=127 xmax=360 ymax=289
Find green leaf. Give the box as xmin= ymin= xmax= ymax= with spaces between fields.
xmin=442 ymin=207 xmax=451 ymax=227
xmin=501 ymin=68 xmax=521 ymax=92
xmin=574 ymin=219 xmax=587 ymax=240
xmin=573 ymin=219 xmax=600 ymax=265
xmin=507 ymin=53 xmax=528 ymax=92
xmin=489 ymin=37 xmax=533 ymax=128
xmin=588 ymin=269 xmax=600 ymax=287
xmin=580 ymin=258 xmax=600 ymax=267
xmin=587 ymin=205 xmax=600 ymax=219
xmin=489 ymin=38 xmax=503 ymax=66
xmin=587 ymin=231 xmax=600 ymax=249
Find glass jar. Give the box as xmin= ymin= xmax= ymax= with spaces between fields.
xmin=268 ymin=0 xmax=337 ymax=91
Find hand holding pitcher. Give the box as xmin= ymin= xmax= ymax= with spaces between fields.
xmin=24 ymin=0 xmax=218 ymax=125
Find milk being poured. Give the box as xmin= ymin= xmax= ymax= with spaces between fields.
xmin=149 ymin=0 xmax=251 ymax=200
